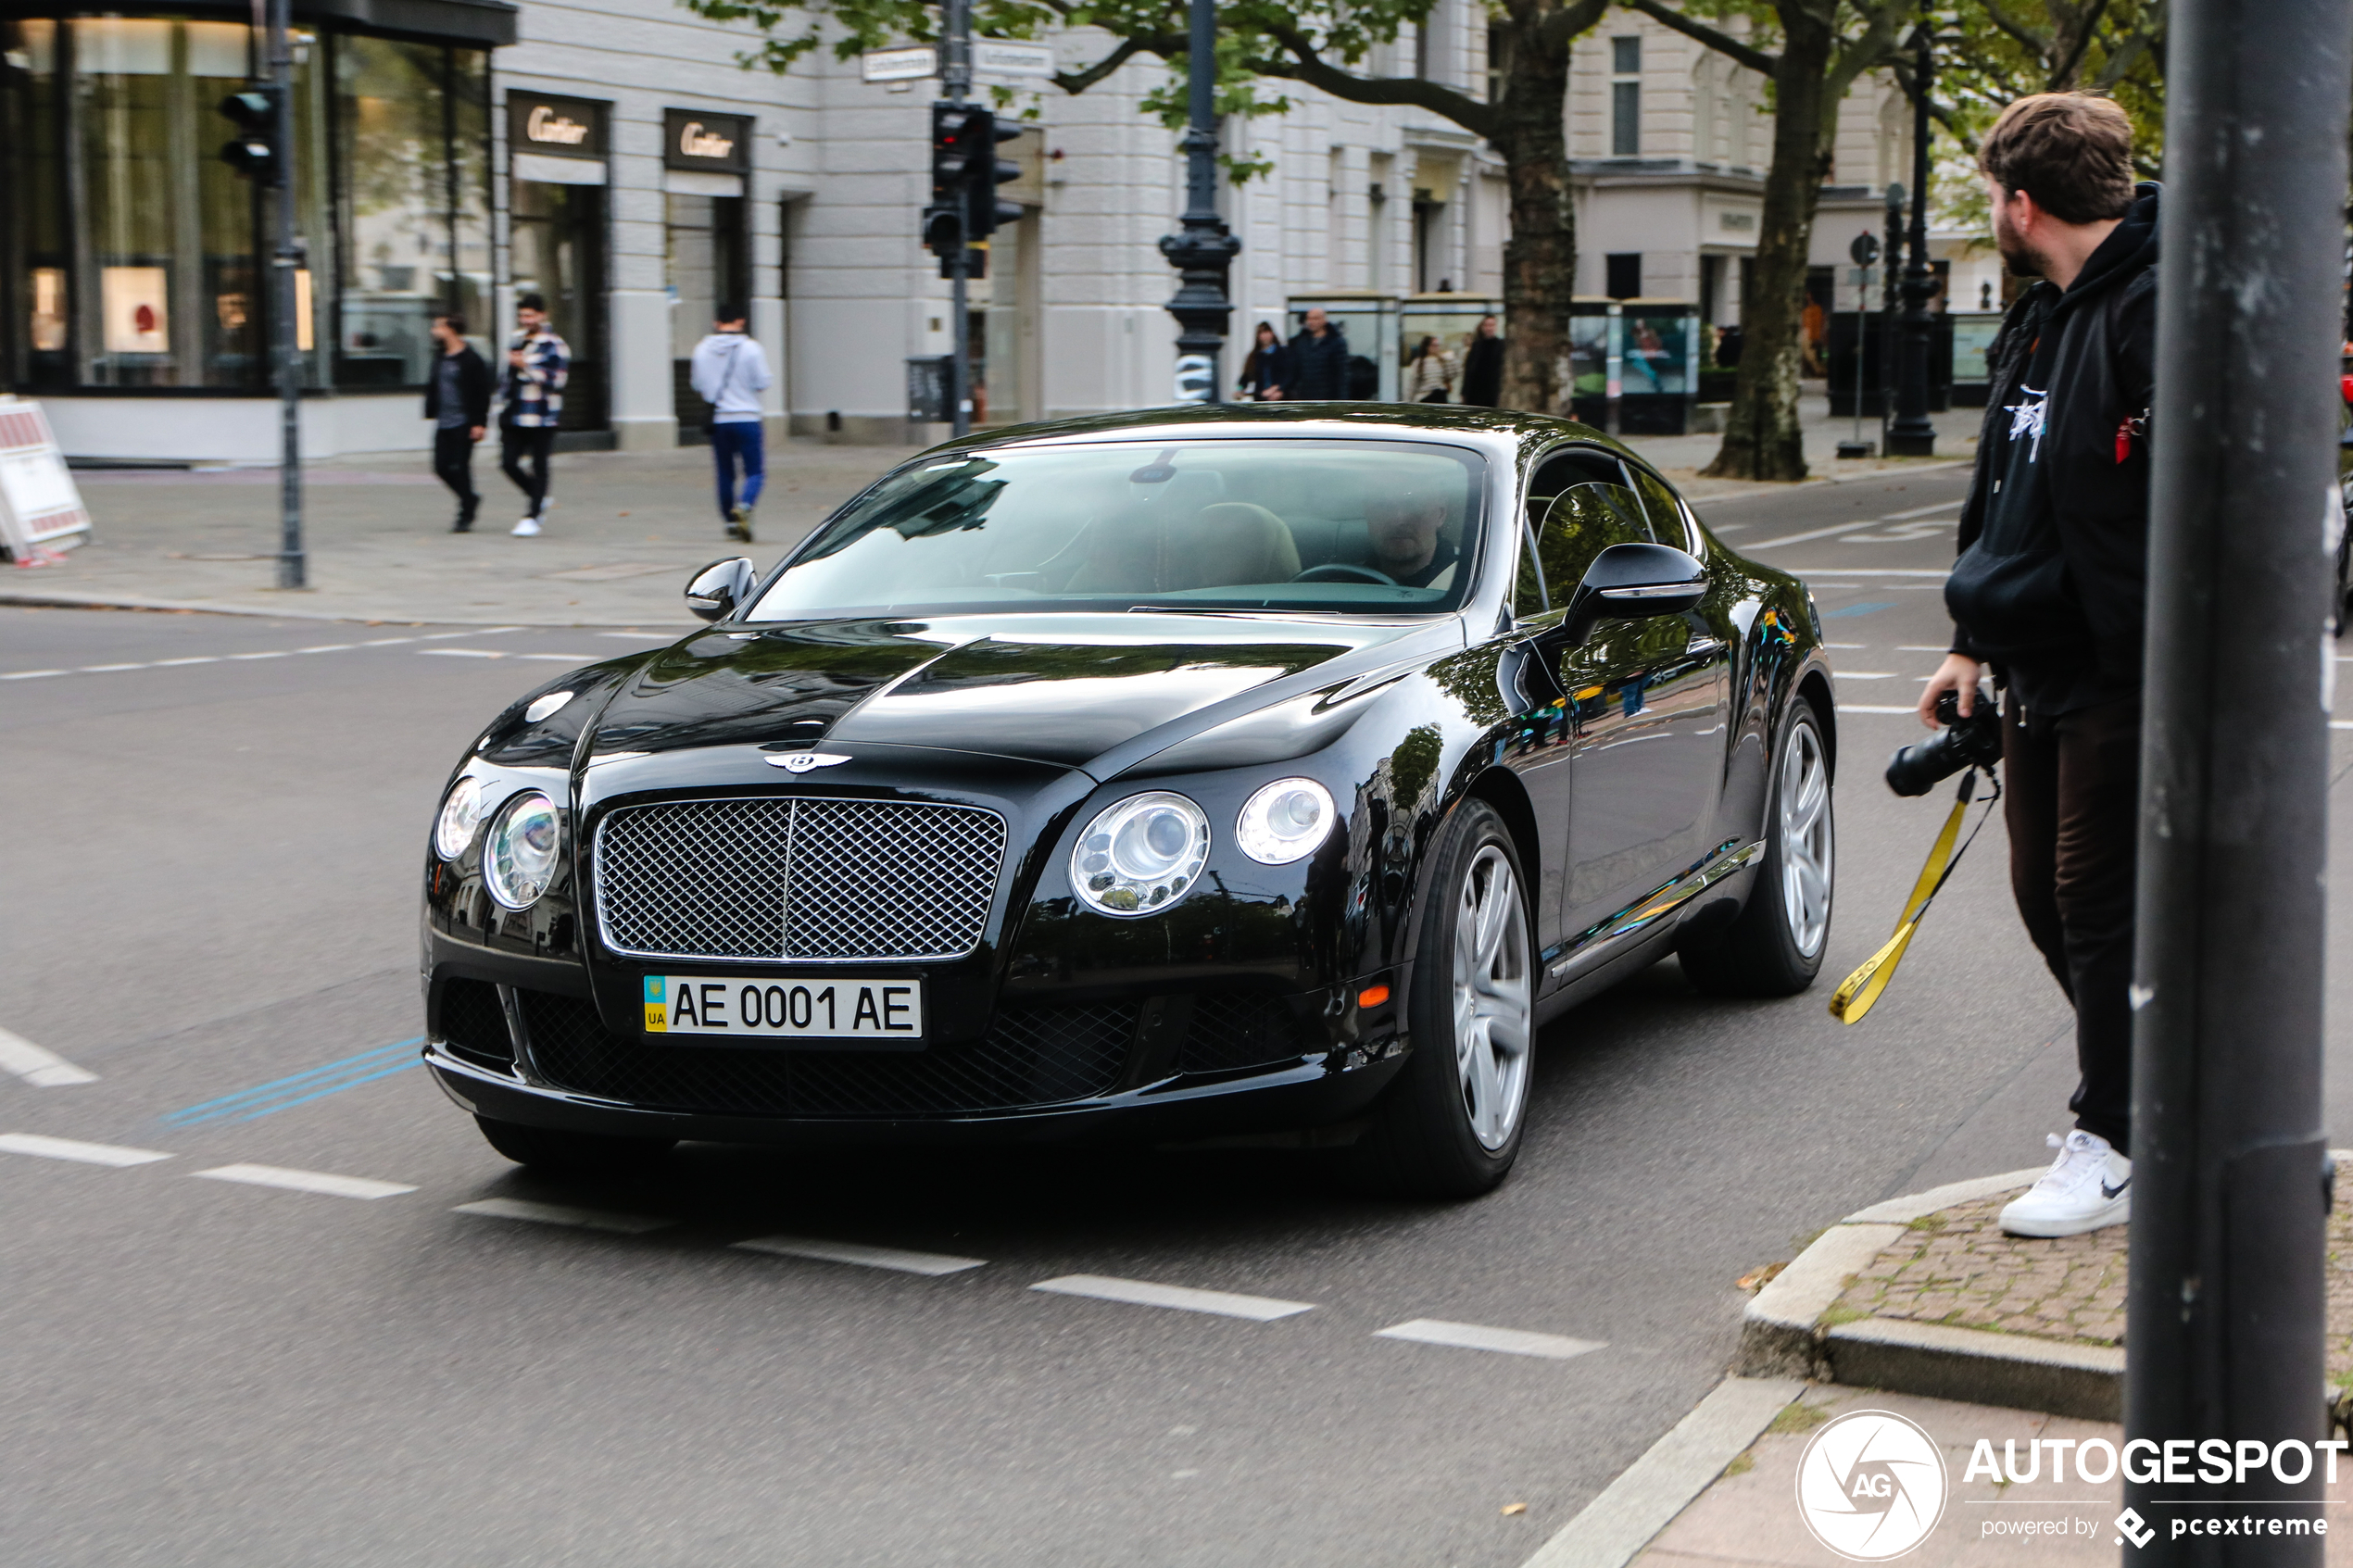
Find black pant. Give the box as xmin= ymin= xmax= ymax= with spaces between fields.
xmin=2002 ymin=692 xmax=2142 ymax=1153
xmin=499 ymin=422 xmax=557 ymax=518
xmin=433 ymin=426 xmax=478 ymax=522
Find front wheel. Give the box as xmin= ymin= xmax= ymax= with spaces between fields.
xmin=1358 ymin=799 xmax=1535 ymax=1199
xmin=475 ymin=1116 xmax=674 ymax=1173
xmin=1679 ymin=695 xmax=1834 ymax=996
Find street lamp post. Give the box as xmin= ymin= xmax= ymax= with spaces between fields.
xmin=1158 ymin=0 xmax=1238 ymax=401
xmin=941 ymin=0 xmax=973 ymax=438
xmin=268 ymin=0 xmax=304 ymax=587
xmin=1879 ymin=182 xmax=1903 ymax=452
xmin=2124 ymin=0 xmax=2351 ymax=1556
xmin=1885 ymin=27 xmax=1937 ymax=458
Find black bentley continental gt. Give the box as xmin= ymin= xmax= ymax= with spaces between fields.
xmin=422 ymin=404 xmax=1836 ymax=1197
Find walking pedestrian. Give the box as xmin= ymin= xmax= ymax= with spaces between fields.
xmin=1459 ymin=315 xmax=1504 ymax=407
xmin=1916 ymin=93 xmax=2157 ymax=1238
xmin=1235 ymin=321 xmax=1290 ymax=401
xmin=1286 ymin=307 xmax=1350 ymax=399
xmin=499 ymin=293 xmax=569 ymax=537
xmin=423 ymin=314 xmax=490 ymax=533
xmin=689 ymin=305 xmax=774 ymax=542
xmin=1405 ymin=334 xmax=1456 ymax=403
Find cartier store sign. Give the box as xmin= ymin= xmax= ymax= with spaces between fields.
xmin=663 ymin=108 xmax=751 ymax=174
xmin=510 ymin=93 xmax=608 ymax=161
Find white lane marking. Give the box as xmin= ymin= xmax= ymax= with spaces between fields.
xmin=1839 ymin=705 xmax=1919 ymax=715
xmin=1029 ymin=1273 xmax=1315 ymax=1321
xmin=1879 ymin=498 xmax=1968 ymax=520
xmin=2334 ymin=721 xmax=2353 ymax=731
xmin=0 ymin=1026 xmax=98 ymax=1086
xmin=1748 ymin=503 xmax=1965 ymax=549
xmin=1374 ymin=1318 xmax=1606 ymax=1361
xmin=1896 ymin=645 xmax=1952 ymax=651
xmin=516 ymin=653 xmax=599 ymax=661
xmin=733 ymin=1235 xmax=987 ymax=1275
xmin=1823 ymin=643 xmax=1867 ymax=649
xmin=418 ymin=648 xmax=503 ymax=659
xmin=0 ymin=1133 xmax=170 ymax=1166
xmin=0 ymin=627 xmax=529 ymax=682
xmin=1830 ymin=671 xmax=1896 ymax=679
xmin=598 ymin=631 xmax=661 ymax=639
xmin=1784 ymin=567 xmax=1951 ymax=577
xmin=193 ymin=1163 xmax=416 ymax=1199
xmin=454 ymin=1197 xmax=674 ymax=1234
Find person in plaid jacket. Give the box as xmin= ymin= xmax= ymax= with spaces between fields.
xmin=498 ymin=294 xmax=570 ymax=536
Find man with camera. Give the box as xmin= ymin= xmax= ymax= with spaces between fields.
xmin=1917 ymin=93 xmax=2157 ymax=1238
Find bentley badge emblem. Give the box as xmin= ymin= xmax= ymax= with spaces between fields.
xmin=765 ymin=751 xmax=850 ymax=772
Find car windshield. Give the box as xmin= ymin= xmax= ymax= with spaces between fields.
xmin=745 ymin=438 xmax=1487 ymax=621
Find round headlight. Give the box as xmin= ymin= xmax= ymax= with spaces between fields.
xmin=483 ymin=791 xmax=562 ymax=909
xmin=434 ymin=775 xmax=485 ymax=861
xmin=1070 ymin=791 xmax=1210 ymax=917
xmin=1235 ymin=778 xmax=1338 ymax=865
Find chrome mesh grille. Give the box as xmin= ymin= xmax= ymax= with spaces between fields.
xmin=595 ymin=797 xmax=1006 ymax=962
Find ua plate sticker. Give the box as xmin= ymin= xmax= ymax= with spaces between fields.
xmin=643 ymin=974 xmax=923 ymax=1039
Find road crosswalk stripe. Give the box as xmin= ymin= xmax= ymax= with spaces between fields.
xmin=1030 ymin=1273 xmax=1315 ymax=1321
xmin=733 ymin=1235 xmax=986 ymax=1275
xmin=0 ymin=1026 xmax=98 ymax=1086
xmin=453 ymin=1197 xmax=674 ymax=1234
xmin=1373 ymin=1318 xmax=1605 ymax=1361
xmin=0 ymin=1133 xmax=170 ymax=1166
xmin=193 ymin=1163 xmax=416 ymax=1199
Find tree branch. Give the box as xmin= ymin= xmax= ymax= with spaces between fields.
xmin=1980 ymin=0 xmax=2055 ymax=59
xmin=2045 ymin=0 xmax=2111 ymax=88
xmin=2091 ymin=0 xmax=2165 ymax=89
xmin=1620 ymin=0 xmax=1777 ymax=78
xmin=1886 ymin=58 xmax=1976 ymax=151
xmin=1251 ymin=19 xmax=1501 ymax=138
xmin=1532 ymin=0 xmax=1609 ymax=58
xmin=1821 ymin=2 xmax=1912 ymax=119
xmin=1051 ymin=33 xmax=1174 ymax=94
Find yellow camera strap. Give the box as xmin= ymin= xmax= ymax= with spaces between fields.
xmin=1829 ymin=767 xmax=1997 ymax=1024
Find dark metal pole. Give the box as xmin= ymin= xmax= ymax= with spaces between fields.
xmin=941 ymin=0 xmax=972 ymax=439
xmin=2125 ymin=0 xmax=2351 ymax=1558
xmin=270 ymin=0 xmax=303 ymax=587
xmin=1880 ymin=182 xmax=1903 ymax=451
xmin=1158 ymin=0 xmax=1238 ymax=401
xmin=1885 ymin=28 xmax=1936 ymax=457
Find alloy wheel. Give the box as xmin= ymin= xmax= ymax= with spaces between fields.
xmin=1452 ymin=844 xmax=1533 ymax=1150
xmin=1778 ymin=719 xmax=1834 ymax=959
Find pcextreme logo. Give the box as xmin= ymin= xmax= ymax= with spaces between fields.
xmin=1794 ymin=1411 xmax=1949 ymax=1561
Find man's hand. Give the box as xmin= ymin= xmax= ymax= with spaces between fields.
xmin=469 ymin=425 xmax=484 ymax=443
xmin=507 ymin=349 xmax=526 ymax=369
xmin=1918 ymin=652 xmax=1982 ymax=729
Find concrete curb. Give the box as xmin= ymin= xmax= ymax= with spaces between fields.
xmin=1517 ymin=1375 xmax=1806 ymax=1568
xmin=0 ymin=587 xmax=667 ymax=629
xmin=1735 ymin=1166 xmax=2095 ymax=1413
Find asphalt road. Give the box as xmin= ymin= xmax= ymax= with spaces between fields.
xmin=5 ymin=466 xmax=2350 ymax=1568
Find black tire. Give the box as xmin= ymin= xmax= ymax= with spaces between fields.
xmin=1680 ymin=695 xmax=1834 ymax=997
xmin=1357 ymin=799 xmax=1535 ymax=1199
xmin=474 ymin=1116 xmax=674 ymax=1173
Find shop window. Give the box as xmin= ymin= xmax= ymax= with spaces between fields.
xmin=666 ymin=193 xmax=746 ymax=443
xmin=1606 ymin=253 xmax=1642 ymax=299
xmin=1610 ymin=36 xmax=1641 ymax=157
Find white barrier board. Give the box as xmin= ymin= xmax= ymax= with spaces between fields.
xmin=0 ymin=397 xmax=90 ymax=559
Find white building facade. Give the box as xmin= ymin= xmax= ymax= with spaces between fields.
xmin=1 ymin=0 xmax=1919 ymax=462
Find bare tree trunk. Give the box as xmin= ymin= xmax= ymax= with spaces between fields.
xmin=1494 ymin=17 xmax=1575 ymax=413
xmin=1703 ymin=10 xmax=1834 ymax=483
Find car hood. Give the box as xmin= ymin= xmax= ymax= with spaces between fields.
xmin=585 ymin=612 xmax=1454 ymax=773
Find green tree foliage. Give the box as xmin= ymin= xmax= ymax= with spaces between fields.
xmin=1931 ymin=0 xmax=2166 ymax=171
xmin=1623 ymin=0 xmax=1920 ymax=482
xmin=676 ymin=0 xmax=1610 ymax=413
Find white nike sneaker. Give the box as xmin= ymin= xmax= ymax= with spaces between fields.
xmin=1998 ymin=1130 xmax=2131 ymax=1237
xmin=511 ymin=516 xmax=542 ymax=536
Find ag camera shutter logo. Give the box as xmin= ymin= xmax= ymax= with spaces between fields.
xmin=1793 ymin=1410 xmax=1949 ymax=1560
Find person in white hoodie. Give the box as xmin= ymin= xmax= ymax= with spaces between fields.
xmin=689 ymin=307 xmax=774 ymax=542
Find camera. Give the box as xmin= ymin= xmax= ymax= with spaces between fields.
xmin=1885 ymin=685 xmax=2003 ymax=797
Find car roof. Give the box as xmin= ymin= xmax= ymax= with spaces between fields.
xmin=916 ymin=401 xmax=1643 ymax=467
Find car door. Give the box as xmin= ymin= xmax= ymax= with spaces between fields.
xmin=1554 ymin=463 xmax=1730 ymax=944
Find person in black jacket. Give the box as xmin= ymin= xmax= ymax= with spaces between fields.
xmin=1459 ymin=315 xmax=1504 ymax=406
xmin=1236 ymin=321 xmax=1291 ymax=400
xmin=1919 ymin=94 xmax=2154 ymax=1240
xmin=423 ymin=315 xmax=492 ymax=533
xmin=1286 ymin=308 xmax=1350 ymax=399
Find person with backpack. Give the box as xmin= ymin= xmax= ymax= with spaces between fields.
xmin=689 ymin=306 xmax=774 ymax=543
xmin=1917 ymin=93 xmax=2158 ymax=1239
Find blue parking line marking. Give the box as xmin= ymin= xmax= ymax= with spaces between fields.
xmin=162 ymin=1039 xmax=424 ymax=1127
xmin=1820 ymin=601 xmax=1896 ymax=619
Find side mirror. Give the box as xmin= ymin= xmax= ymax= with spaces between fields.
xmin=685 ymin=557 xmax=757 ymax=621
xmin=1561 ymin=542 xmax=1706 ymax=641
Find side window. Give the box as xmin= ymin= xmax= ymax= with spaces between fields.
xmin=1625 ymin=465 xmax=1696 ymax=552
xmin=1526 ymin=483 xmax=1653 ymax=611
xmin=1519 ymin=446 xmax=1643 ymax=614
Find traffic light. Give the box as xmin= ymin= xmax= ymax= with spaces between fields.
xmin=964 ymin=114 xmax=1023 ymax=244
xmin=218 ymin=84 xmax=284 ymax=185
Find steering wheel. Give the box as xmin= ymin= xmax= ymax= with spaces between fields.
xmin=1292 ymin=562 xmax=1398 ymax=586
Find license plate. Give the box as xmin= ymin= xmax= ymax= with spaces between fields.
xmin=642 ymin=975 xmax=924 ymax=1041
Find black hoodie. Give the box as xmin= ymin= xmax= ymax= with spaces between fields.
xmin=1945 ymin=182 xmax=2159 ymax=718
